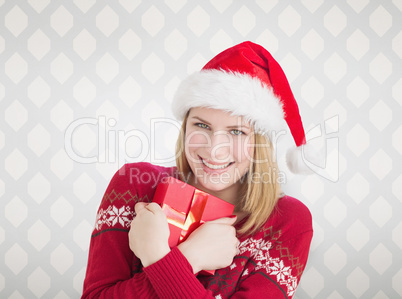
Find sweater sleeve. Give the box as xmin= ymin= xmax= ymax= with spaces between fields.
xmin=142 ymin=228 xmax=313 ymax=299
xmin=81 ymin=164 xmax=156 ymax=298
xmin=226 ymin=195 xmax=313 ymax=299
xmin=234 ymin=230 xmax=313 ymax=299
xmin=82 ymin=163 xmax=214 ymax=298
xmin=143 ymin=247 xmax=214 ymax=299
xmin=81 ymin=229 xmax=157 ymax=298
xmin=202 ymin=196 xmax=313 ymax=299
xmin=82 ymin=232 xmax=213 ymax=298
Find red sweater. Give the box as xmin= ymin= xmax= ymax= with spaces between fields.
xmin=82 ymin=162 xmax=313 ymax=298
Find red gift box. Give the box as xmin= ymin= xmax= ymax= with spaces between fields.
xmin=153 ymin=176 xmax=235 ymax=275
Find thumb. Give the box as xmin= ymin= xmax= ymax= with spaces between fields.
xmin=207 ymin=215 xmax=237 ymax=225
xmin=134 ymin=202 xmax=148 ymax=214
xmin=144 ymin=202 xmax=163 ymax=214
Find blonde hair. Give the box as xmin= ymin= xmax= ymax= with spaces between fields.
xmin=175 ymin=111 xmax=282 ymax=236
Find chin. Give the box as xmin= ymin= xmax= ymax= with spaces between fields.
xmin=199 ymin=180 xmax=230 ymax=193
xmin=192 ymin=169 xmax=235 ymax=192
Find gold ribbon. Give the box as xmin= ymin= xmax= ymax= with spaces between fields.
xmin=161 ymin=189 xmax=209 ymax=243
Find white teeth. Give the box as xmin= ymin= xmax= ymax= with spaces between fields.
xmin=201 ymin=159 xmax=232 ymax=170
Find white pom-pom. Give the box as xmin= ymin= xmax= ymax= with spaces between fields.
xmin=286 ymin=142 xmax=323 ymax=175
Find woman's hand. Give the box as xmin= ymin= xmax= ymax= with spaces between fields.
xmin=177 ymin=216 xmax=239 ymax=274
xmin=129 ymin=202 xmax=171 ymax=267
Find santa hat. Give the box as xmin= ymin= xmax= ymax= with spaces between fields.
xmin=172 ymin=41 xmax=317 ymax=174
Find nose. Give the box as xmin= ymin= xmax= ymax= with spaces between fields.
xmin=209 ymin=131 xmax=232 ymax=162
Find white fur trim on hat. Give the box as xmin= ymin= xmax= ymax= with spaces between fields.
xmin=172 ymin=69 xmax=287 ymax=133
xmin=286 ymin=142 xmax=323 ymax=174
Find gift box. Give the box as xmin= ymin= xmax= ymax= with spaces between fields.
xmin=153 ymin=176 xmax=235 ymax=275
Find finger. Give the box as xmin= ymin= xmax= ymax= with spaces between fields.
xmin=207 ymin=215 xmax=237 ymax=225
xmin=134 ymin=202 xmax=148 ymax=214
xmin=236 ymin=240 xmax=241 ymax=255
xmin=144 ymin=202 xmax=162 ymax=214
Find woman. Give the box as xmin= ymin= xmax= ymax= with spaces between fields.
xmin=82 ymin=41 xmax=313 ymax=298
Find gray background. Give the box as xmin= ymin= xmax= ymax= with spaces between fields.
xmin=1 ymin=0 xmax=402 ymax=298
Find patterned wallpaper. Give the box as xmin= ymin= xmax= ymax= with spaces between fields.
xmin=1 ymin=0 xmax=401 ymax=298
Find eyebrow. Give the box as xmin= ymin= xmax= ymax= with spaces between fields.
xmin=190 ymin=116 xmax=250 ymax=130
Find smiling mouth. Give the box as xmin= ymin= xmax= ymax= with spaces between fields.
xmin=200 ymin=157 xmax=234 ymax=170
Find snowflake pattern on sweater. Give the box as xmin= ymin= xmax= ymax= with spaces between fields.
xmin=94 ymin=189 xmax=150 ymax=231
xmin=95 ymin=205 xmax=134 ymax=231
xmin=238 ymin=237 xmax=297 ymax=296
xmin=200 ymin=217 xmax=310 ymax=298
xmin=83 ymin=163 xmax=313 ymax=299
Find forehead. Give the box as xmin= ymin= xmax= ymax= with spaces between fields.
xmin=187 ymin=107 xmax=250 ymax=127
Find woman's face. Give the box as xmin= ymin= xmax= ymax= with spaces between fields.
xmin=184 ymin=107 xmax=254 ymax=194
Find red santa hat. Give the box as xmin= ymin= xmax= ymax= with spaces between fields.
xmin=172 ymin=41 xmax=317 ymax=174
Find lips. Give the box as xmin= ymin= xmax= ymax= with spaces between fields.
xmin=200 ymin=157 xmax=234 ymax=170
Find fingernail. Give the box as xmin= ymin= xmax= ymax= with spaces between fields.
xmin=228 ymin=215 xmax=237 ymax=219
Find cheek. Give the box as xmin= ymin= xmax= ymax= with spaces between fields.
xmin=185 ymin=130 xmax=210 ymax=149
xmin=233 ymin=138 xmax=253 ymax=162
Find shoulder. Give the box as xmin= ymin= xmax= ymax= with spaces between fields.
xmin=107 ymin=162 xmax=177 ymax=194
xmin=114 ymin=162 xmax=176 ymax=181
xmin=276 ymin=195 xmax=312 ymax=225
xmin=122 ymin=162 xmax=177 ymax=182
xmin=260 ymin=195 xmax=313 ymax=241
